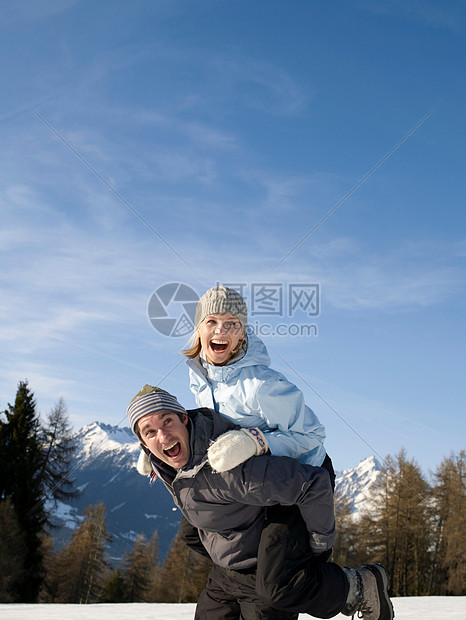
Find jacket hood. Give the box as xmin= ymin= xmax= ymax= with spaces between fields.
xmin=233 ymin=331 xmax=271 ymax=369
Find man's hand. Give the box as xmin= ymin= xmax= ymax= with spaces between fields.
xmin=207 ymin=428 xmax=268 ymax=473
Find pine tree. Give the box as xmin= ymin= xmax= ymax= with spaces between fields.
xmin=37 ymin=532 xmax=58 ymax=602
xmin=0 ymin=499 xmax=26 ymax=602
xmin=122 ymin=532 xmax=160 ymax=602
xmin=332 ymin=488 xmax=363 ymax=568
xmin=0 ymin=380 xmax=46 ymax=601
xmin=155 ymin=533 xmax=211 ymax=603
xmin=99 ymin=568 xmax=126 ymax=603
xmin=431 ymin=451 xmax=466 ymax=594
xmin=39 ymin=398 xmax=80 ymax=507
xmin=153 ymin=534 xmax=187 ymax=602
xmin=360 ymin=449 xmax=431 ymax=596
xmin=55 ymin=503 xmax=111 ymax=603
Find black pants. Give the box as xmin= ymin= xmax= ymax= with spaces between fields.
xmin=255 ymin=456 xmax=348 ymax=618
xmin=195 ymin=563 xmax=298 ymax=620
xmin=256 ymin=504 xmax=348 ymax=618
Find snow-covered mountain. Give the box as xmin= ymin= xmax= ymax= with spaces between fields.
xmin=47 ymin=422 xmax=181 ymax=564
xmin=47 ymin=422 xmax=382 ymax=564
xmin=334 ymin=455 xmax=382 ymax=518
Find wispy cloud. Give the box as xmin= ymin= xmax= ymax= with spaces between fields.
xmin=209 ymin=53 xmax=311 ymax=115
xmin=302 ymin=239 xmax=466 ymax=311
xmin=250 ymin=237 xmax=466 ymax=312
xmin=357 ymin=0 xmax=466 ymax=32
xmin=3 ymin=112 xmax=464 ymax=322
xmin=2 ymin=0 xmax=81 ymax=23
xmin=1 ymin=365 xmax=77 ymax=404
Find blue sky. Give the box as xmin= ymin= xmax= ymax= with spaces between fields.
xmin=1 ymin=0 xmax=465 ymax=473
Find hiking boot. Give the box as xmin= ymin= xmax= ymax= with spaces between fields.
xmin=341 ymin=563 xmax=394 ymax=620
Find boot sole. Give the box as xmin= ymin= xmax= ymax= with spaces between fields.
xmin=365 ymin=564 xmax=394 ymax=620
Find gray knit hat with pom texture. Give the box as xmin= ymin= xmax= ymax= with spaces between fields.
xmin=194 ymin=286 xmax=247 ymax=330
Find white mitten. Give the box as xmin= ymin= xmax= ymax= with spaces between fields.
xmin=207 ymin=428 xmax=268 ymax=473
xmin=136 ymin=449 xmax=153 ymax=477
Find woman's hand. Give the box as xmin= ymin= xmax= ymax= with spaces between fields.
xmin=207 ymin=428 xmax=268 ymax=472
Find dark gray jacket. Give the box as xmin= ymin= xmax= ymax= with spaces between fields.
xmin=144 ymin=408 xmax=335 ymax=570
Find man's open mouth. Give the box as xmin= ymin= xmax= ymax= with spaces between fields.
xmin=163 ymin=441 xmax=181 ymax=458
xmin=210 ymin=339 xmax=228 ymax=353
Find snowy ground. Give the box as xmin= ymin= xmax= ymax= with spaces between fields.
xmin=1 ymin=598 xmax=465 ymax=619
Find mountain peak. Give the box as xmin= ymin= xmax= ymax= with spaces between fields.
xmin=75 ymin=421 xmax=138 ymax=460
xmin=335 ymin=455 xmax=382 ymax=518
xmin=48 ymin=420 xmax=179 ymax=564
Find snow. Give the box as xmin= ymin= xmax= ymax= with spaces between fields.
xmin=335 ymin=455 xmax=381 ymax=517
xmin=1 ymin=598 xmax=465 ymax=619
xmin=144 ymin=513 xmax=164 ymax=520
xmin=44 ymin=498 xmax=80 ymax=530
xmin=76 ymin=422 xmax=138 ymax=460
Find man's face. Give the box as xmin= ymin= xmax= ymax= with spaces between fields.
xmin=198 ymin=312 xmax=244 ymax=365
xmin=137 ymin=411 xmax=190 ymax=468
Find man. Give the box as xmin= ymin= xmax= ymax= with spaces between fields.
xmin=127 ymin=385 xmax=394 ymax=620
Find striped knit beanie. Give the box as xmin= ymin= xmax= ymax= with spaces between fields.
xmin=194 ymin=286 xmax=247 ymax=331
xmin=127 ymin=385 xmax=187 ymax=435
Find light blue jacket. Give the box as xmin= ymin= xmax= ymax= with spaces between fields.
xmin=186 ymin=332 xmax=326 ymax=466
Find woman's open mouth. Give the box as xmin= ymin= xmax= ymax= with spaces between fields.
xmin=210 ymin=339 xmax=229 ymax=353
xmin=163 ymin=441 xmax=181 ymax=458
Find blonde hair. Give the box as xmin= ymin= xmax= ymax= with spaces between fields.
xmin=181 ymin=332 xmax=202 ymax=359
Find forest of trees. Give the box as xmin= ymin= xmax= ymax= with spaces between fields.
xmin=1 ymin=380 xmax=464 ymax=603
xmin=332 ymin=448 xmax=465 ymax=597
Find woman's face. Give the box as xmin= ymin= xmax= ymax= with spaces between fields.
xmin=198 ymin=312 xmax=244 ymax=365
